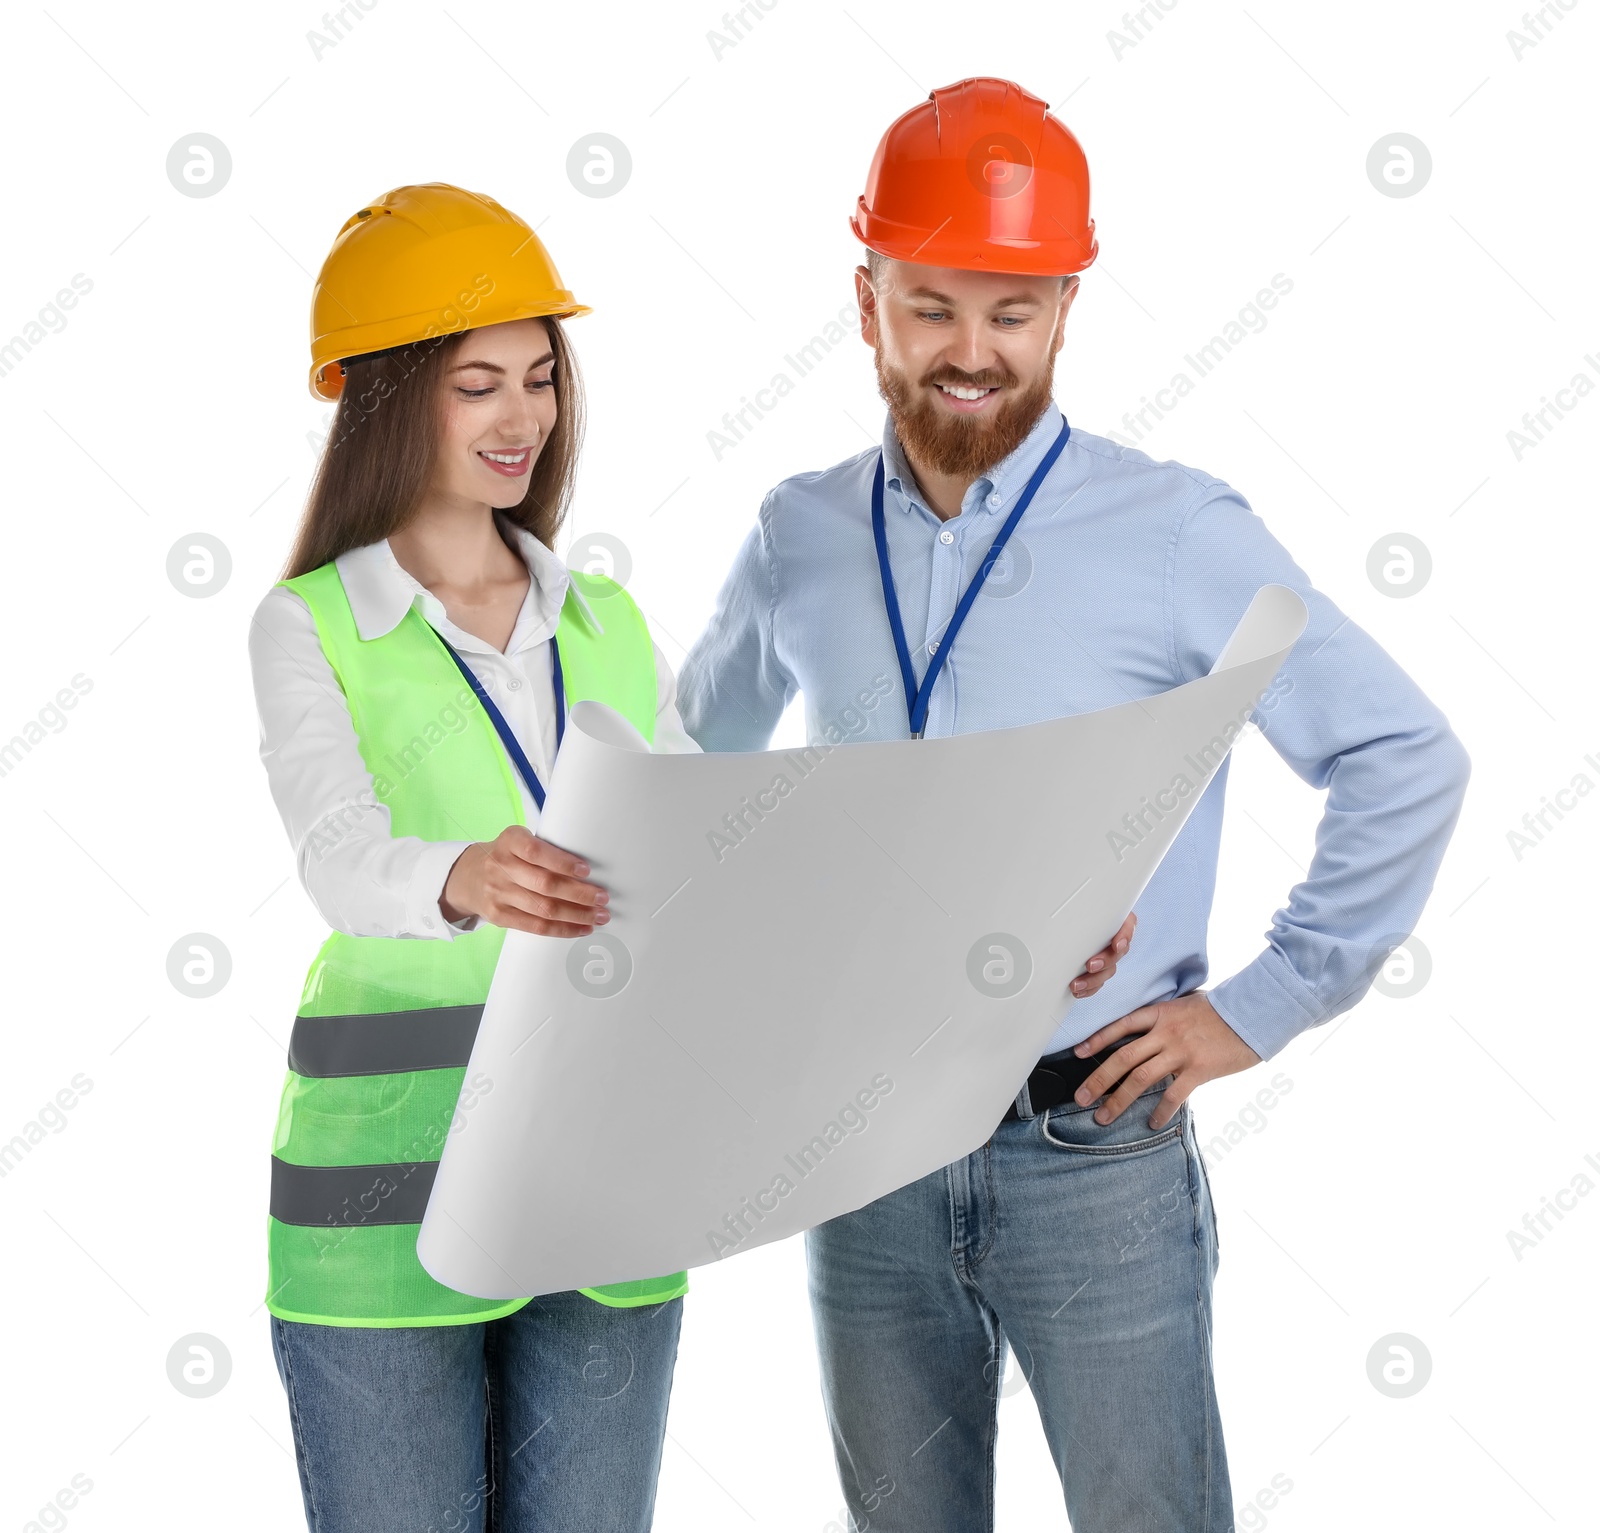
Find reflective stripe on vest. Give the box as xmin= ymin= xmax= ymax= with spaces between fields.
xmin=264 ymin=557 xmax=689 ymax=1327
xmin=287 ymin=1005 xmax=481 ymax=1078
xmin=271 ymin=1155 xmax=438 ymax=1226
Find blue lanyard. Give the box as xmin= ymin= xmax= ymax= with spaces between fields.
xmin=429 ymin=626 xmax=565 ymax=811
xmin=872 ymin=415 xmax=1071 ymax=737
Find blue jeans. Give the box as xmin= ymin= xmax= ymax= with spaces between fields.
xmin=269 ymin=1289 xmax=682 ymax=1532
xmin=806 ymin=1083 xmax=1231 ymax=1533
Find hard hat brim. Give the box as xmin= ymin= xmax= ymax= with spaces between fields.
xmin=850 ymin=204 xmax=1097 ymax=279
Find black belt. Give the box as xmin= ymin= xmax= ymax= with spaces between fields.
xmin=1001 ymin=1038 xmax=1135 ymax=1123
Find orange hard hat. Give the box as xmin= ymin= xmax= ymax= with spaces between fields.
xmin=851 ymin=77 xmax=1098 ymax=277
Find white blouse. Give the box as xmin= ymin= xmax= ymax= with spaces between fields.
xmin=248 ymin=519 xmax=700 ymax=942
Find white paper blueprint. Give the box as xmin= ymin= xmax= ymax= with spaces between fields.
xmin=416 ymin=585 xmax=1309 ymax=1299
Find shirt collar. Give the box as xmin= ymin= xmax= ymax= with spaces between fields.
xmin=881 ymin=401 xmax=1067 ymax=519
xmin=335 ymin=515 xmax=603 ymax=642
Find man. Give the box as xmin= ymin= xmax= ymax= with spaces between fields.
xmin=679 ymin=77 xmax=1469 ymax=1532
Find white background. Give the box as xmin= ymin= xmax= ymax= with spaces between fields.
xmin=0 ymin=1 xmax=1594 ymax=1528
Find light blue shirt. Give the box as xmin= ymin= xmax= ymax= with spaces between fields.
xmin=678 ymin=403 xmax=1471 ymax=1062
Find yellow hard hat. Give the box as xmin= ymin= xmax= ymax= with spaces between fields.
xmin=308 ymin=182 xmax=591 ymax=400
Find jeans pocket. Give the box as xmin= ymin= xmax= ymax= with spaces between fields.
xmin=1186 ymin=1112 xmax=1220 ymax=1263
xmin=1039 ymin=1088 xmax=1185 ymax=1157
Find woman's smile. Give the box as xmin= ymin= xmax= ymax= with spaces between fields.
xmin=477 ymin=445 xmax=533 ymax=477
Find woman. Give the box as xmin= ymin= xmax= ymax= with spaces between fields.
xmin=248 ymin=183 xmax=696 ymax=1531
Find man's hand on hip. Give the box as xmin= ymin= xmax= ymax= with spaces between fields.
xmin=1070 ymin=991 xmax=1261 ymax=1130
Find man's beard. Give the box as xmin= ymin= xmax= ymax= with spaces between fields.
xmin=875 ymin=346 xmax=1057 ymax=482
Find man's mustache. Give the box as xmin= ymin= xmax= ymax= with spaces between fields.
xmin=920 ymin=368 xmax=1018 ymax=390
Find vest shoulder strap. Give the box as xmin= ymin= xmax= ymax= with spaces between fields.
xmin=558 ymin=572 xmax=658 ymax=745
xmin=281 ymin=557 xmax=659 ymax=746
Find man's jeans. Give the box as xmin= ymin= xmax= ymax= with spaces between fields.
xmin=806 ymin=1082 xmax=1231 ymax=1533
xmin=269 ymin=1289 xmax=682 ymax=1532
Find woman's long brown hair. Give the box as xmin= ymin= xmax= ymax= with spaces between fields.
xmin=281 ymin=317 xmax=585 ymax=579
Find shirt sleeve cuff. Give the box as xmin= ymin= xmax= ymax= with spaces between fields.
xmin=406 ymin=840 xmax=478 ymax=940
xmin=1206 ymin=949 xmax=1326 ymax=1061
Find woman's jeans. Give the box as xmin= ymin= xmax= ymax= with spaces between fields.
xmin=806 ymin=1083 xmax=1231 ymax=1533
xmin=269 ymin=1288 xmax=683 ymax=1532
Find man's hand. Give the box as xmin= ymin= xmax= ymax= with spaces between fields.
xmin=1070 ymin=912 xmax=1137 ymax=999
xmin=1071 ymin=991 xmax=1261 ymax=1130
xmin=440 ymin=826 xmax=609 ymax=937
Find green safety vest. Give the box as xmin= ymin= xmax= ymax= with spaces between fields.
xmin=265 ymin=558 xmax=689 ymax=1326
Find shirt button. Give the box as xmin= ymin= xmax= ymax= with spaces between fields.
xmin=507 ymin=676 xmax=523 ymax=690
xmin=424 ymin=916 xmax=435 ymax=928
xmin=938 ymin=529 xmax=955 ymax=545
xmin=987 ymin=492 xmax=1002 ymax=509
xmin=927 ymin=640 xmax=939 ymax=655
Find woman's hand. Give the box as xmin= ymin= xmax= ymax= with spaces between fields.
xmin=1070 ymin=912 xmax=1136 ymax=998
xmin=439 ymin=826 xmax=609 ymax=937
